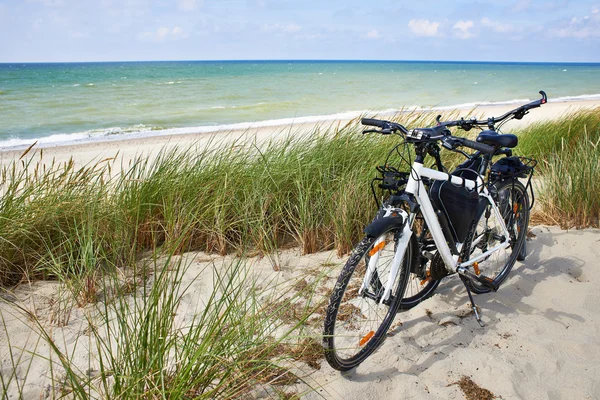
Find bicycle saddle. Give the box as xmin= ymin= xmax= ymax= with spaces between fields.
xmin=476 ymin=130 xmax=518 ymax=148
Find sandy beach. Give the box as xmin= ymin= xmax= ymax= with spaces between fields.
xmin=1 ymin=98 xmax=599 ymax=398
xmin=1 ymin=99 xmax=599 ymax=171
xmin=305 ymin=226 xmax=600 ymax=399
xmin=2 ymin=225 xmax=599 ymax=399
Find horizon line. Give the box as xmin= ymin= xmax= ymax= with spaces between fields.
xmin=2 ymin=58 xmax=600 ymax=65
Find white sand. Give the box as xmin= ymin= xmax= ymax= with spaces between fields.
xmin=302 ymin=226 xmax=600 ymax=399
xmin=1 ymin=227 xmax=599 ymax=398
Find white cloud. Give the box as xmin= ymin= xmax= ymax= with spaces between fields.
xmin=552 ymin=11 xmax=600 ymax=38
xmin=453 ymin=20 xmax=474 ymax=39
xmin=481 ymin=17 xmax=513 ymax=33
xmin=592 ymin=6 xmax=599 ymax=14
xmin=294 ymin=33 xmax=324 ymax=40
xmin=262 ymin=23 xmax=302 ymax=33
xmin=29 ymin=0 xmax=66 ymax=7
xmin=408 ymin=19 xmax=440 ymax=37
xmin=554 ymin=25 xmax=598 ymax=38
xmin=177 ymin=0 xmax=199 ymax=11
xmin=138 ymin=26 xmax=188 ymax=42
xmin=365 ymin=29 xmax=380 ymax=39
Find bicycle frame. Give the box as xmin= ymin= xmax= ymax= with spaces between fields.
xmin=363 ymin=160 xmax=511 ymax=304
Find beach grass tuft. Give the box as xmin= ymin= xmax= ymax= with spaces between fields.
xmin=518 ymin=108 xmax=600 ymax=227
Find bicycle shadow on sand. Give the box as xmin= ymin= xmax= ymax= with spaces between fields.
xmin=341 ymin=226 xmax=586 ymax=382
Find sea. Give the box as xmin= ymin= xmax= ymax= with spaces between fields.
xmin=1 ymin=60 xmax=600 ymax=149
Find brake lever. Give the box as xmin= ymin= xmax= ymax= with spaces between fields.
xmin=362 ymin=129 xmax=380 ymax=134
xmin=514 ymin=110 xmax=527 ymax=120
xmin=441 ymin=136 xmax=459 ymax=150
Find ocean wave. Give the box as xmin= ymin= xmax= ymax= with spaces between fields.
xmin=1 ymin=94 xmax=598 ymax=150
xmin=551 ymin=93 xmax=600 ymax=102
xmin=0 ymin=125 xmax=154 ymax=149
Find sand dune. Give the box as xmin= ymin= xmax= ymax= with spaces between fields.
xmin=302 ymin=226 xmax=600 ymax=399
xmin=2 ymin=226 xmax=598 ymax=399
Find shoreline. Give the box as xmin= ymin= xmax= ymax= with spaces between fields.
xmin=1 ymin=98 xmax=598 ymax=169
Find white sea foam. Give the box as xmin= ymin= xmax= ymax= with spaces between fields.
xmin=1 ymin=94 xmax=598 ymax=151
xmin=551 ymin=93 xmax=600 ymax=102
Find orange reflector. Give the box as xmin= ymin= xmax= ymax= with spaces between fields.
xmin=420 ymin=270 xmax=431 ymax=286
xmin=513 ymin=203 xmax=519 ymax=213
xmin=359 ymin=331 xmax=375 ymax=346
xmin=368 ymin=241 xmax=386 ymax=257
xmin=473 ymin=262 xmax=480 ymax=275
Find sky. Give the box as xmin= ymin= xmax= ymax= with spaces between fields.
xmin=1 ymin=0 xmax=599 ymax=62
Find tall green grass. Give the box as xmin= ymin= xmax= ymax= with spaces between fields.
xmin=0 ymin=125 xmax=388 ymax=287
xmin=1 ymin=250 xmax=327 ymax=398
xmin=518 ymin=108 xmax=600 ymax=227
xmin=1 ymin=109 xmax=599 ymax=287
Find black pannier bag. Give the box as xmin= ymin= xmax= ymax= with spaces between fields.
xmin=490 ymin=156 xmax=529 ymax=179
xmin=429 ymin=157 xmax=484 ymax=243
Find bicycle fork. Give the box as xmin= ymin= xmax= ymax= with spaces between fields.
xmin=359 ymin=209 xmax=412 ymax=305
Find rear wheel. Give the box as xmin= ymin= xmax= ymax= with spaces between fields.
xmin=463 ymin=180 xmax=530 ymax=294
xmin=323 ymin=226 xmax=414 ymax=371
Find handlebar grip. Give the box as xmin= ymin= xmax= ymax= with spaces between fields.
xmin=458 ymin=138 xmax=496 ymax=155
xmin=361 ymin=118 xmax=387 ymax=128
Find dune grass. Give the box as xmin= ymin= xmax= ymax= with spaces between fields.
xmin=518 ymin=108 xmax=600 ymax=227
xmin=0 ymin=109 xmax=598 ymax=286
xmin=1 ymin=250 xmax=328 ymax=398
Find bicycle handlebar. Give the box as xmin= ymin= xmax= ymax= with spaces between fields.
xmin=439 ymin=90 xmax=547 ymax=130
xmin=361 ymin=118 xmax=409 ymax=135
xmin=361 ymin=118 xmax=387 ymax=128
xmin=455 ymin=137 xmax=495 ymax=155
xmin=360 ymin=91 xmax=547 ymax=154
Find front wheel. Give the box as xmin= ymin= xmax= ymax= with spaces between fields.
xmin=463 ymin=179 xmax=530 ymax=294
xmin=323 ymin=226 xmax=414 ymax=371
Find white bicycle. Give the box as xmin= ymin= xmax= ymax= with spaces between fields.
xmin=323 ymin=91 xmax=545 ymax=371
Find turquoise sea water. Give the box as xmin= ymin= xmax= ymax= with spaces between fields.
xmin=1 ymin=60 xmax=600 ymax=148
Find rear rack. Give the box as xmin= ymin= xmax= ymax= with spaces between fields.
xmin=490 ymin=156 xmax=537 ymax=210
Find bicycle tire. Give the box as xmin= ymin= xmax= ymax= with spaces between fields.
xmin=463 ymin=180 xmax=530 ymax=294
xmin=323 ymin=226 xmax=414 ymax=371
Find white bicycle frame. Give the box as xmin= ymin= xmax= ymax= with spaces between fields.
xmin=361 ymin=161 xmax=511 ymax=304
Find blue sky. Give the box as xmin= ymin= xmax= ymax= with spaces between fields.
xmin=1 ymin=0 xmax=599 ymax=62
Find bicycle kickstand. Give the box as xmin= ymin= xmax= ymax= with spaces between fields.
xmin=460 ymin=276 xmax=485 ymax=327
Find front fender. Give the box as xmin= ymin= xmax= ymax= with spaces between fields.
xmin=364 ymin=215 xmax=406 ymax=238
